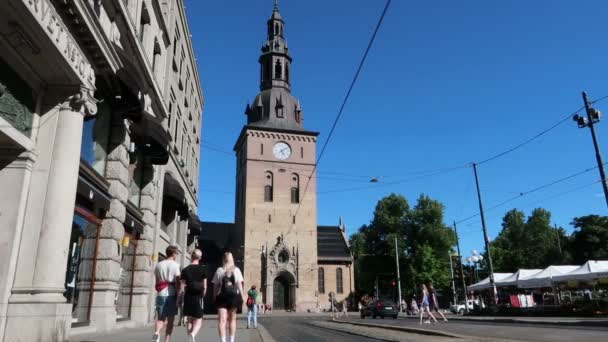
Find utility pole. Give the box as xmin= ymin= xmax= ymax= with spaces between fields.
xmin=472 ymin=163 xmax=497 ymax=304
xmin=574 ymin=91 xmax=608 ymax=208
xmin=394 ymin=236 xmax=402 ymax=311
xmin=448 ymin=251 xmax=457 ymax=306
xmin=554 ymin=224 xmax=563 ymax=257
xmin=453 ymin=221 xmax=470 ymax=312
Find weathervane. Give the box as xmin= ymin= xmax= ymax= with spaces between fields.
xmin=274 ymin=0 xmax=279 ymax=10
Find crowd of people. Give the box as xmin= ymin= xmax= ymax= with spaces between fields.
xmin=151 ymin=246 xmax=260 ymax=342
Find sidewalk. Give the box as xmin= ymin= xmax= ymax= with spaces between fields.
xmin=69 ymin=318 xmax=265 ymax=342
xmin=398 ymin=313 xmax=608 ymax=326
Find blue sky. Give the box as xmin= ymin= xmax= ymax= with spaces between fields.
xmin=188 ymin=0 xmax=608 ymax=259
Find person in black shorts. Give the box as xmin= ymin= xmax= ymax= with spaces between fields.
xmin=179 ymin=249 xmax=207 ymax=342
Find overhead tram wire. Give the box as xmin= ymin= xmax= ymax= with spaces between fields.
xmin=458 ymin=179 xmax=601 ymax=235
xmin=290 ymin=0 xmax=393 ymax=224
xmin=456 ymin=163 xmax=606 ymax=224
xmin=476 ymin=95 xmax=608 ymax=166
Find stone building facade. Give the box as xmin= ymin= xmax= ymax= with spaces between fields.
xmin=0 ymin=1 xmax=203 ymax=341
xmin=201 ymin=3 xmax=354 ymax=312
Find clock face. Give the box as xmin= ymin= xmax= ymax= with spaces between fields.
xmin=273 ymin=142 xmax=292 ymax=160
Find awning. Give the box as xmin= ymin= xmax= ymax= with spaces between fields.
xmin=125 ymin=203 xmax=145 ymax=234
xmin=163 ymin=173 xmax=188 ymax=216
xmin=77 ymin=174 xmax=111 ymax=211
xmin=130 ymin=110 xmax=171 ymax=165
xmin=188 ymin=212 xmax=202 ymax=235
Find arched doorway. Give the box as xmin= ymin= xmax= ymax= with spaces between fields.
xmin=273 ymin=273 xmax=294 ymax=310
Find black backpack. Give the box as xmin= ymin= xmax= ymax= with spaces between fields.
xmin=221 ymin=272 xmax=238 ymax=297
xmin=186 ymin=265 xmax=205 ymax=293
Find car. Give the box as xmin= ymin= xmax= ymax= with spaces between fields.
xmin=450 ymin=299 xmax=478 ymax=315
xmin=360 ymin=299 xmax=399 ymax=319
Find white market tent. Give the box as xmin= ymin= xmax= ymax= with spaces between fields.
xmin=467 ymin=273 xmax=512 ymax=291
xmin=517 ymin=266 xmax=579 ymax=288
xmin=552 ymin=260 xmax=608 ymax=282
xmin=495 ymin=269 xmax=543 ymax=287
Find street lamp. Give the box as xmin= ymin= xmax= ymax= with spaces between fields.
xmin=466 ymin=250 xmax=484 ymax=283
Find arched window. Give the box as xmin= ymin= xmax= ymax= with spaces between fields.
xmin=285 ymin=63 xmax=290 ymax=83
xmin=336 ymin=268 xmax=343 ymax=294
xmin=264 ymin=171 xmax=273 ymax=202
xmin=318 ymin=268 xmax=325 ymax=294
xmin=275 ymin=23 xmax=279 ymax=35
xmin=275 ymin=59 xmax=282 ymax=79
xmin=290 ymin=173 xmax=299 ymax=204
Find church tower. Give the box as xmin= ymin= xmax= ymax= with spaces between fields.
xmin=233 ymin=1 xmax=319 ymax=311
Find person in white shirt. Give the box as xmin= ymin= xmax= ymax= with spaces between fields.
xmin=212 ymin=251 xmax=244 ymax=342
xmin=153 ymin=246 xmax=181 ymax=342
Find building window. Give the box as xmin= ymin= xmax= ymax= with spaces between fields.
xmin=291 ymin=174 xmax=299 ymax=204
xmin=285 ymin=63 xmax=290 ymax=83
xmin=318 ymin=268 xmax=325 ymax=294
xmin=274 ymin=23 xmax=279 ymax=35
xmin=274 ymin=59 xmax=282 ymax=79
xmin=336 ymin=268 xmax=343 ymax=294
xmin=81 ymin=103 xmax=111 ymax=175
xmin=264 ymin=171 xmax=273 ymax=202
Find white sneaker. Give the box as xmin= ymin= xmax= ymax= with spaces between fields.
xmin=188 ymin=334 xmax=196 ymax=342
xmin=152 ymin=333 xmax=160 ymax=342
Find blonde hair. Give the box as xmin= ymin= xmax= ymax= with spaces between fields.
xmin=191 ymin=249 xmax=202 ymax=260
xmin=223 ymin=251 xmax=235 ymax=274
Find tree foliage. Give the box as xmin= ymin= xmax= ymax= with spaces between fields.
xmin=351 ymin=193 xmax=455 ymax=298
xmin=489 ymin=208 xmax=564 ymax=272
xmin=568 ymin=215 xmax=608 ymax=263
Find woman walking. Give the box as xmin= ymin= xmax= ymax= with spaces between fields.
xmin=419 ymin=284 xmax=438 ymax=325
xmin=428 ymin=283 xmax=448 ymax=322
xmin=179 ymin=249 xmax=207 ymax=342
xmin=213 ymin=251 xmax=244 ymax=342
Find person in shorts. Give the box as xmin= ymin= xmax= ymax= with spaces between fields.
xmin=153 ymin=246 xmax=181 ymax=342
xmin=428 ymin=282 xmax=448 ymax=322
xmin=213 ymin=251 xmax=244 ymax=342
xmin=419 ymin=284 xmax=438 ymax=325
xmin=179 ymin=249 xmax=207 ymax=342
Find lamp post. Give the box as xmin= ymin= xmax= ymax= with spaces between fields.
xmin=467 ymin=250 xmax=484 ymax=283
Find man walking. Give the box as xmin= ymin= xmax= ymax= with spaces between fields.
xmin=246 ymin=285 xmax=258 ymax=329
xmin=179 ymin=249 xmax=207 ymax=342
xmin=153 ymin=246 xmax=181 ymax=342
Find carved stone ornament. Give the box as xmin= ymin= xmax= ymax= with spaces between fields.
xmin=66 ymin=86 xmax=98 ymax=117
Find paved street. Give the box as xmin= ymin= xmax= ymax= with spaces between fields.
xmin=342 ymin=315 xmax=608 ymax=342
xmin=260 ymin=316 xmax=465 ymax=342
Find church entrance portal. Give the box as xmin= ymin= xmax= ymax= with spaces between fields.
xmin=273 ymin=274 xmax=292 ymax=310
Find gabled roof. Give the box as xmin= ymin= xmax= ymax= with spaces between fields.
xmin=317 ymin=226 xmax=352 ymax=262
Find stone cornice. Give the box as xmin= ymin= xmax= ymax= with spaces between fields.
xmin=233 ymin=125 xmax=319 ymax=152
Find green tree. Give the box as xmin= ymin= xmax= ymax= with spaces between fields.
xmin=568 ymin=215 xmax=608 ymax=263
xmin=489 ymin=208 xmax=564 ymax=272
xmin=352 ymin=193 xmax=455 ymax=299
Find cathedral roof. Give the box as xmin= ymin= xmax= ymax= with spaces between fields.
xmin=247 ymin=88 xmax=303 ymax=131
xmin=317 ymin=226 xmax=353 ymax=262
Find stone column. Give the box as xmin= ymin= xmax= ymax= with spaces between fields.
xmin=31 ymin=89 xmax=97 ymax=300
xmin=78 ymin=109 xmax=130 ymax=332
xmin=130 ymin=165 xmax=156 ymax=324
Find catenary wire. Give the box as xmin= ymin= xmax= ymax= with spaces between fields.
xmin=456 ymin=164 xmax=605 ymax=224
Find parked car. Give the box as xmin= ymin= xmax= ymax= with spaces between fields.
xmin=450 ymin=299 xmax=478 ymax=314
xmin=360 ymin=299 xmax=399 ymax=319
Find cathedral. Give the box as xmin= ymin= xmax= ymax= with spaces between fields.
xmin=201 ymin=2 xmax=354 ymax=311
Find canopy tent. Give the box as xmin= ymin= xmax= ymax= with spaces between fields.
xmin=552 ymin=260 xmax=608 ymax=282
xmin=517 ymin=266 xmax=579 ymax=288
xmin=496 ymin=269 xmax=543 ymax=287
xmin=467 ymin=273 xmax=513 ymax=291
